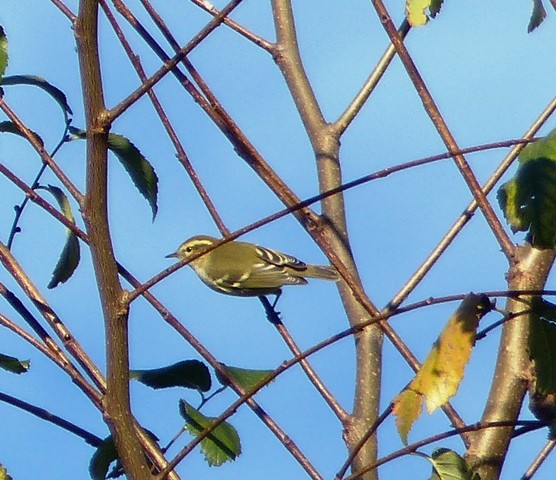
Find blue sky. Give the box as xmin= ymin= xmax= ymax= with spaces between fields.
xmin=1 ymin=1 xmax=556 ymax=479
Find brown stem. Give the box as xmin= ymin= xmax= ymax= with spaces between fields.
xmin=75 ymin=2 xmax=151 ymax=478
xmin=271 ymin=2 xmax=382 ymax=478
xmin=108 ymin=0 xmax=245 ymax=121
xmin=0 ymin=389 xmax=103 ymax=446
xmin=50 ymin=0 xmax=76 ymax=20
xmin=333 ymin=20 xmax=411 ymax=136
xmin=0 ymin=311 xmax=102 ymax=407
xmin=274 ymin=318 xmax=348 ymax=421
xmin=344 ymin=420 xmax=525 ymax=480
xmin=466 ymin=246 xmax=556 ymax=479
xmin=388 ymin=98 xmax=556 ymax=310
xmin=100 ymin=0 xmax=228 ymax=234
xmin=188 ymin=0 xmax=273 ymax=50
xmin=522 ymin=439 xmax=556 ymax=479
xmin=371 ymin=0 xmax=516 ymax=262
xmin=0 ymin=242 xmax=105 ymax=391
xmin=0 ymin=98 xmax=84 ymax=205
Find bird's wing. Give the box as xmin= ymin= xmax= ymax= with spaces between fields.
xmin=219 ymin=246 xmax=305 ymax=288
xmin=254 ymin=246 xmax=308 ymax=271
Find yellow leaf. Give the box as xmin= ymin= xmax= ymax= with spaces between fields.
xmin=406 ymin=0 xmax=431 ymax=26
xmin=392 ymin=389 xmax=422 ymax=445
xmin=392 ymin=294 xmax=491 ymax=442
xmin=416 ymin=294 xmax=490 ymax=412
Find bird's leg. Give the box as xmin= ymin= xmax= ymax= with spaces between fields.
xmin=258 ymin=295 xmax=281 ymax=324
xmin=271 ymin=290 xmax=282 ymax=309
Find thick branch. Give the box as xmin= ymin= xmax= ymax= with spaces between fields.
xmin=75 ymin=2 xmax=150 ymax=478
xmin=466 ymin=246 xmax=556 ymax=479
xmin=271 ymin=2 xmax=382 ymax=478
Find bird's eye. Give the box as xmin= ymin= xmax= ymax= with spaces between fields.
xmin=186 ymin=246 xmax=193 ymax=253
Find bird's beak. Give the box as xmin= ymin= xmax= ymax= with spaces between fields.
xmin=165 ymin=252 xmax=178 ymax=259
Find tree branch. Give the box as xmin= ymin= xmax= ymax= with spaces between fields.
xmin=333 ymin=20 xmax=410 ymax=136
xmin=371 ymin=0 xmax=516 ymax=262
xmin=466 ymin=246 xmax=556 ymax=479
xmin=75 ymin=2 xmax=151 ymax=478
xmin=271 ymin=2 xmax=382 ymax=478
xmin=388 ymin=97 xmax=556 ymax=310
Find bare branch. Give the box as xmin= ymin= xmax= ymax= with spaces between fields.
xmin=370 ymin=0 xmax=516 ymax=262
xmin=334 ymin=20 xmax=410 ymax=136
xmin=388 ymin=97 xmax=556 ymax=310
xmin=49 ymin=0 xmax=76 ymax=21
xmin=467 ymin=247 xmax=556 ymax=479
xmin=273 ymin=318 xmax=348 ymax=421
xmin=0 ymin=242 xmax=105 ymax=391
xmin=75 ymin=1 xmax=153 ymax=477
xmin=0 ymin=311 xmax=102 ymax=407
xmin=107 ymin=0 xmax=245 ymax=121
xmin=189 ymin=0 xmax=273 ymax=50
xmin=522 ymin=438 xmax=556 ymax=479
xmin=100 ymin=1 xmax=228 ymax=233
xmin=0 ymin=98 xmax=84 ymax=205
xmin=0 ymin=386 xmax=103 ymax=446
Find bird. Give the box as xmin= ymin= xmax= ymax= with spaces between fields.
xmin=166 ymin=235 xmax=339 ymax=305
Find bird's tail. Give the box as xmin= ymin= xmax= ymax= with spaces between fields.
xmin=304 ymin=265 xmax=340 ymax=281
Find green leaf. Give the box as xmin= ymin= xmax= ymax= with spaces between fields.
xmin=216 ymin=363 xmax=273 ymax=391
xmin=1 ymin=75 xmax=73 ymax=121
xmin=0 ymin=463 xmax=13 ymax=480
xmin=179 ymin=400 xmax=241 ymax=466
xmin=498 ymin=130 xmax=556 ymax=248
xmin=428 ymin=448 xmax=480 ymax=480
xmin=89 ymin=436 xmax=118 ymax=480
xmin=68 ymin=127 xmax=158 ymax=219
xmin=0 ymin=120 xmax=44 ymax=147
xmin=498 ymin=158 xmax=556 ymax=248
xmin=0 ymin=353 xmax=30 ymax=374
xmin=520 ymin=129 xmax=556 ymax=163
xmin=131 ymin=360 xmax=211 ymax=392
xmin=529 ymin=315 xmax=556 ymax=394
xmin=429 ymin=0 xmax=444 ymax=18
xmin=0 ymin=26 xmax=7 ymax=80
xmin=89 ymin=431 xmax=158 ymax=480
xmin=393 ymin=294 xmax=491 ymax=443
xmin=37 ymin=185 xmax=81 ymax=288
xmin=528 ymin=0 xmax=547 ymax=33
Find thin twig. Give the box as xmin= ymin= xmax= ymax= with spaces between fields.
xmin=0 ymin=98 xmax=84 ymax=205
xmin=0 ymin=390 xmax=103 ymax=446
xmin=189 ymin=0 xmax=273 ymax=50
xmin=522 ymin=438 xmax=556 ymax=479
xmin=387 ymin=98 xmax=556 ymax=310
xmin=273 ymin=313 xmax=348 ymax=422
xmin=151 ymin=304 xmax=325 ymax=480
xmin=333 ymin=20 xmax=410 ymax=136
xmin=0 ymin=241 xmax=106 ymax=391
xmin=0 ymin=282 xmax=74 ymax=363
xmin=335 ymin=405 xmax=392 ymax=479
xmin=7 ymin=118 xmax=72 ymax=249
xmin=49 ymin=0 xmax=76 ymax=21
xmin=0 ymin=313 xmax=103 ymax=407
xmin=343 ymin=420 xmax=528 ymax=480
xmin=371 ymin=0 xmax=516 ymax=262
xmin=107 ymin=0 xmax=245 ymax=121
xmin=100 ymin=1 xmax=228 ymax=233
